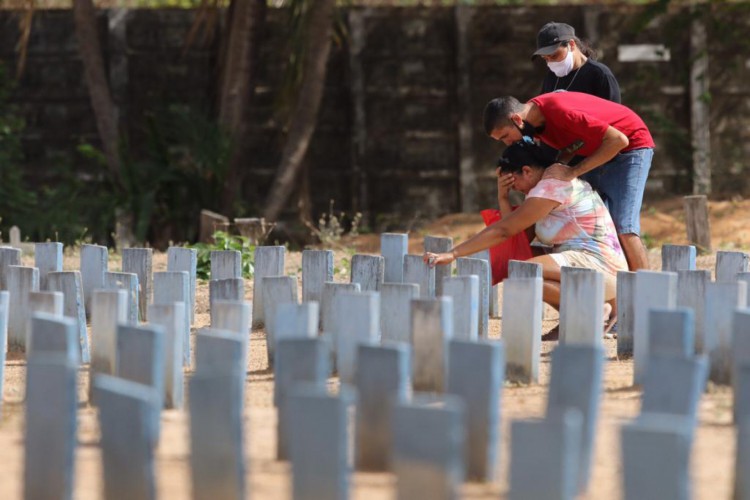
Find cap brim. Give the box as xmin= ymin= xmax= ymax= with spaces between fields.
xmin=531 ymin=43 xmax=564 ymax=60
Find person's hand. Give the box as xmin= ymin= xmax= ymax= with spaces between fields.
xmin=423 ymin=251 xmax=455 ymax=268
xmin=542 ymin=162 xmax=577 ymax=182
xmin=496 ymin=168 xmax=514 ymax=199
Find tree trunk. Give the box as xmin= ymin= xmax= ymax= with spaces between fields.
xmin=73 ymin=0 xmax=121 ymax=183
xmin=218 ymin=0 xmax=266 ymax=215
xmin=263 ymin=0 xmax=336 ymax=222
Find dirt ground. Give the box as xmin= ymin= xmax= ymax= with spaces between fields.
xmin=0 ymin=196 xmax=746 ymax=499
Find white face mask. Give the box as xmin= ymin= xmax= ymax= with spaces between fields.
xmin=547 ymin=47 xmax=574 ymax=77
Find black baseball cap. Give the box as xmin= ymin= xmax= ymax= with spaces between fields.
xmin=532 ymin=22 xmax=575 ymax=59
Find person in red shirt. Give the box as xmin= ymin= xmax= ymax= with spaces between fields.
xmin=482 ymin=92 xmax=655 ymax=271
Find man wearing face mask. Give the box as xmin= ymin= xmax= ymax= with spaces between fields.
xmin=483 ymin=94 xmax=654 ymax=273
xmin=534 ymin=22 xmax=620 ymax=103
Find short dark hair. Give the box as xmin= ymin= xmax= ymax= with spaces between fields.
xmin=497 ymin=141 xmax=555 ymax=174
xmin=483 ymin=97 xmax=524 ymax=135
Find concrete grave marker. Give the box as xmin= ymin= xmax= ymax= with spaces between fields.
xmin=209 ymin=278 xmax=244 ymax=322
xmin=26 ymin=291 xmax=63 ymax=353
xmin=336 ymin=291 xmax=380 ymax=383
xmin=392 ymin=394 xmax=465 ymax=500
xmin=705 ymin=281 xmax=747 ymax=384
xmin=734 ymin=311 xmax=750 ymax=420
xmin=116 ymin=324 xmax=165 ymax=428
xmin=736 ymin=363 xmax=750 ymax=425
xmin=621 ymin=414 xmax=692 ymax=500
xmin=262 ymin=275 xmax=298 ymax=366
xmin=275 ymin=336 xmax=331 ymax=460
xmin=381 ymin=233 xmax=408 ymax=283
xmin=457 ymin=257 xmax=490 ymax=338
xmin=320 ymin=281 xmax=360 ymax=338
xmin=351 ymin=254 xmax=384 ymax=292
xmin=153 ymin=271 xmax=191 ymax=366
xmin=275 ymin=302 xmax=318 ymax=345
xmin=641 ymin=354 xmax=708 ymax=428
xmin=677 ymin=269 xmax=710 ymax=353
xmin=508 ymin=259 xmax=542 ymax=279
xmin=648 ymin=308 xmax=695 ymax=359
xmin=734 ymin=417 xmax=750 ymax=500
xmin=95 ymin=375 xmax=160 ymax=500
xmin=661 ymin=244 xmax=697 ymax=272
xmin=403 ymin=254 xmax=435 ymax=298
xmin=411 ymin=297 xmax=453 ymax=392
xmin=210 ymin=250 xmax=242 ymax=280
xmin=716 ymin=250 xmax=750 ymax=282
xmin=424 ymin=236 xmax=453 ymax=296
xmin=189 ymin=371 xmax=245 ymax=500
xmin=105 ymin=272 xmax=139 ymax=325
xmin=355 ymin=342 xmax=410 ymax=471
xmin=122 ymin=248 xmax=152 ymax=322
xmin=167 ymin=247 xmax=197 ymax=322
xmin=47 ymin=271 xmax=89 ymax=363
xmin=616 ymin=271 xmax=636 ymax=358
xmin=442 ymin=276 xmax=479 ymax=342
xmin=559 ymin=267 xmax=604 ymax=346
xmin=80 ymin=244 xmax=108 ymax=316
xmin=301 ymin=249 xmax=333 ymax=303
xmin=447 ymin=340 xmax=504 ymax=482
xmin=546 ymin=344 xmax=604 ymax=494
xmin=194 ymin=328 xmax=245 ymax=389
xmin=29 ymin=313 xmax=79 ymax=365
xmin=211 ymin=300 xmax=251 ymax=372
xmin=509 ymin=410 xmax=582 ymax=500
xmin=252 ymin=245 xmax=285 ymax=329
xmin=7 ymin=265 xmax=39 ymax=353
xmin=288 ymin=384 xmax=354 ymax=500
xmin=0 ymin=246 xmax=21 ymax=290
xmin=634 ymin=271 xmax=677 ymax=384
xmin=380 ymin=283 xmax=419 ymax=344
xmin=90 ymin=289 xmax=128 ymax=401
xmin=35 ymin=242 xmax=63 ymax=290
xmin=148 ymin=303 xmax=185 ymax=409
xmin=24 ymin=354 xmax=77 ymax=500
xmin=470 ymin=250 xmax=499 ymax=318
xmin=502 ymin=277 xmax=543 ymax=384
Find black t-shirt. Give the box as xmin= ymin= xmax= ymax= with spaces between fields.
xmin=540 ymin=59 xmax=621 ymax=103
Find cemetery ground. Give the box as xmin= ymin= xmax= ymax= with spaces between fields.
xmin=1 ymin=195 xmax=748 ymax=499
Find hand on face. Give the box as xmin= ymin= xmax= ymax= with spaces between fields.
xmin=541 ymin=162 xmax=577 ymax=182
xmin=496 ymin=168 xmax=515 ymax=198
xmin=423 ymin=251 xmax=455 ymax=268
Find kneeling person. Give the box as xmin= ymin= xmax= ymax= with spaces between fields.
xmin=423 ymin=142 xmax=627 ymax=330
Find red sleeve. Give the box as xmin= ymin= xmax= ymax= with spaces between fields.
xmin=546 ymin=106 xmax=609 ymax=145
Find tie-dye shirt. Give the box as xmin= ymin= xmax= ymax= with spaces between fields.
xmin=526 ymin=178 xmax=628 ymax=275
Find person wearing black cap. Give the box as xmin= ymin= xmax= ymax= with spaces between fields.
xmin=533 ymin=21 xmax=620 ymax=103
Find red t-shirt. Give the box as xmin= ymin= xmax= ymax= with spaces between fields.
xmin=529 ymin=92 xmax=655 ymax=157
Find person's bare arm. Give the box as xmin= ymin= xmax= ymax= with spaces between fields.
xmin=543 ymin=126 xmax=629 ymax=181
xmin=423 ymin=197 xmax=560 ymax=266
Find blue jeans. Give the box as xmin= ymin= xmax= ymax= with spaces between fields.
xmin=580 ymin=147 xmax=653 ymax=235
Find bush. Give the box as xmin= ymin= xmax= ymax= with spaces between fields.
xmin=188 ymin=231 xmax=255 ymax=280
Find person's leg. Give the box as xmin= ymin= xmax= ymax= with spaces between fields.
xmin=619 ymin=233 xmax=648 ymax=271
xmin=592 ymin=148 xmax=654 ymax=271
xmin=527 ymin=254 xmax=562 ymax=308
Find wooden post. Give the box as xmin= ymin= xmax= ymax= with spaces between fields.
xmin=690 ymin=7 xmax=711 ymax=195
xmin=684 ymin=195 xmax=711 ymax=254
xmin=455 ymin=5 xmax=477 ymax=212
xmin=199 ymin=210 xmax=230 ymax=243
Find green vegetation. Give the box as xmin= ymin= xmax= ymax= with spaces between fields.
xmin=188 ymin=231 xmax=256 ymax=280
